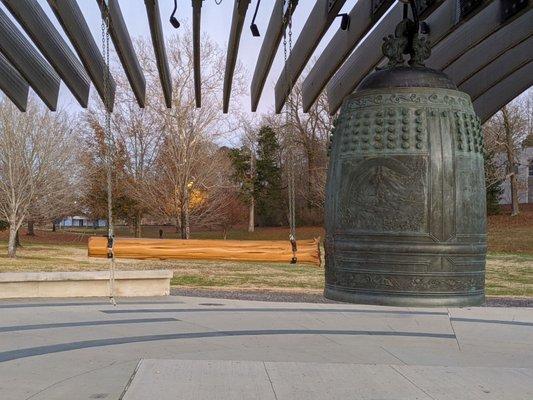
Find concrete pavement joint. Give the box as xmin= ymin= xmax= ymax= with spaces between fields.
xmin=119 ymin=360 xmax=142 ymax=400
xmin=450 ymin=317 xmax=533 ymax=327
xmin=23 ymin=360 xmax=132 ymax=400
xmin=380 ymin=346 xmax=407 ymax=365
xmin=0 ymin=318 xmax=180 ymax=333
xmin=0 ymin=329 xmax=456 ymax=363
xmin=389 ymin=364 xmax=438 ymax=400
xmin=447 ymin=308 xmax=462 ymax=352
xmin=263 ymin=362 xmax=279 ymax=400
xmin=100 ymin=307 xmax=448 ymax=316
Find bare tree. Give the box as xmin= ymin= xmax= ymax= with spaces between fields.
xmin=134 ymin=31 xmax=245 ymax=238
xmin=263 ymin=78 xmax=333 ymax=225
xmin=111 ymin=40 xmax=165 ymax=237
xmin=0 ymin=98 xmax=77 ymax=257
xmin=484 ymin=93 xmax=532 ymax=216
xmin=233 ymin=116 xmax=259 ymax=232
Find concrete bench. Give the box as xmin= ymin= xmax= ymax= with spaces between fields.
xmin=0 ymin=270 xmax=173 ymax=299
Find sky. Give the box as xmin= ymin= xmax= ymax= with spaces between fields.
xmin=0 ymin=0 xmax=358 ymax=117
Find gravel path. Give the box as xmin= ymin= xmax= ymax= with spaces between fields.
xmin=171 ymin=287 xmax=533 ymax=307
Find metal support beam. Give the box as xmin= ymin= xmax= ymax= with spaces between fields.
xmin=0 ymin=8 xmax=59 ymax=110
xmin=0 ymin=53 xmax=29 ymax=112
xmin=274 ymin=0 xmax=348 ymax=114
xmin=426 ymin=1 xmax=528 ymax=71
xmin=223 ymin=0 xmax=251 ymax=113
xmin=302 ymin=0 xmax=400 ymax=112
xmin=97 ymin=0 xmax=146 ymax=108
xmin=460 ymin=36 xmax=532 ymax=101
xmin=250 ymin=0 xmax=299 ymax=112
xmin=192 ymin=0 xmax=202 ymax=108
xmin=325 ymin=0 xmax=500 ymax=115
xmin=474 ymin=61 xmax=533 ymax=123
xmin=145 ymin=0 xmax=172 ymax=108
xmin=2 ymin=0 xmax=91 ymax=108
xmin=325 ymin=1 xmax=404 ymax=115
xmin=48 ymin=0 xmax=115 ymax=112
xmin=443 ymin=7 xmax=532 ymax=87
xmin=302 ymin=0 xmax=444 ymax=112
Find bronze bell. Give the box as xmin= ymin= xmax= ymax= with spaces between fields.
xmin=324 ymin=10 xmax=486 ymax=307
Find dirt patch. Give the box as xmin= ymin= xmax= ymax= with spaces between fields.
xmin=488 ymin=207 xmax=533 ymax=254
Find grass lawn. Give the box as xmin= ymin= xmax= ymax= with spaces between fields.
xmin=0 ymin=208 xmax=531 ymax=298
xmin=0 ymin=242 xmax=530 ymax=298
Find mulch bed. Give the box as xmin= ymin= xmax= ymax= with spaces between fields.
xmin=171 ymin=287 xmax=533 ymax=307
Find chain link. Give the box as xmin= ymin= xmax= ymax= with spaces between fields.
xmin=101 ymin=6 xmax=116 ymax=305
xmin=282 ymin=1 xmax=297 ymax=261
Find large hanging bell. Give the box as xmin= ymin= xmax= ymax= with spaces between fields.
xmin=324 ymin=13 xmax=486 ymax=307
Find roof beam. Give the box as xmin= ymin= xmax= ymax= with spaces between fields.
xmin=324 ymin=2 xmax=403 ymax=114
xmin=223 ymin=0 xmax=251 ymax=113
xmin=305 ymin=1 xmax=446 ymax=112
xmin=443 ymin=7 xmax=533 ymax=87
xmin=47 ymin=0 xmax=115 ymax=111
xmin=426 ymin=1 xmax=529 ymax=71
xmin=2 ymin=0 xmax=91 ymax=108
xmin=327 ymin=0 xmax=500 ymax=114
xmin=0 ymin=53 xmax=29 ymax=112
xmin=474 ymin=61 xmax=533 ymax=123
xmin=192 ymin=0 xmax=202 ymax=108
xmin=250 ymin=0 xmax=299 ymax=112
xmin=274 ymin=0 xmax=348 ymax=113
xmin=97 ymin=0 xmax=146 ymax=108
xmin=0 ymin=8 xmax=59 ymax=110
xmin=301 ymin=0 xmax=394 ymax=112
xmin=460 ymin=36 xmax=532 ymax=102
xmin=145 ymin=0 xmax=172 ymax=108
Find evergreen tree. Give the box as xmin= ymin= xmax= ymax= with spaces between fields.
xmin=484 ymin=147 xmax=503 ymax=215
xmin=255 ymin=126 xmax=284 ymax=226
xmin=229 ymin=146 xmax=254 ymax=204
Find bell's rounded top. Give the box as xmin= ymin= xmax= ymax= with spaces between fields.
xmin=357 ymin=66 xmax=457 ymax=92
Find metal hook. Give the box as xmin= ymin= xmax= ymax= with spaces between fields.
xmin=336 ymin=13 xmax=350 ymax=30
xmin=170 ymin=0 xmax=180 ymax=28
xmin=250 ymin=0 xmax=261 ymax=37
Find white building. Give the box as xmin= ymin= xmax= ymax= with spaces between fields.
xmin=59 ymin=216 xmax=107 ymax=228
xmin=499 ymin=135 xmax=533 ymax=204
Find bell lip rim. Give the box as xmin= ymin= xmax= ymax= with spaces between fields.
xmin=323 ymin=286 xmax=486 ymax=307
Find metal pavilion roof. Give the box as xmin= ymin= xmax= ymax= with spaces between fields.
xmin=0 ymin=0 xmax=530 ymax=123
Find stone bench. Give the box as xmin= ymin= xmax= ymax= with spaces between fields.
xmin=0 ymin=270 xmax=173 ymax=299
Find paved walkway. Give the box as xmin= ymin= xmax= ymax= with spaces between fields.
xmin=0 ymin=296 xmax=531 ymax=399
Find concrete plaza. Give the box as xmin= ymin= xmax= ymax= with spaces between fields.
xmin=0 ymin=296 xmax=531 ymax=399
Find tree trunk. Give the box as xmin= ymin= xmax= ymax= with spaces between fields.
xmin=52 ymin=222 xmax=56 ymax=232
xmin=502 ymin=107 xmax=520 ymax=216
xmin=223 ymin=227 xmax=228 ymax=240
xmin=134 ymin=212 xmax=142 ymax=238
xmin=7 ymin=225 xmax=17 ymax=258
xmin=180 ymin=185 xmax=190 ymax=239
xmin=27 ymin=220 xmax=35 ymax=236
xmin=15 ymin=229 xmax=21 ymax=247
xmin=180 ymin=206 xmax=190 ymax=239
xmin=510 ymin=173 xmax=520 ymax=216
xmin=248 ymin=196 xmax=255 ymax=232
xmin=307 ymin=150 xmax=314 ymax=208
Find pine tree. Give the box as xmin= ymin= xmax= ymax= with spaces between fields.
xmin=229 ymin=147 xmax=254 ymax=203
xmin=255 ymin=126 xmax=284 ymax=226
xmin=484 ymin=147 xmax=503 ymax=215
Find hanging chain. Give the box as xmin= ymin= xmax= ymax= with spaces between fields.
xmin=101 ymin=5 xmax=116 ymax=306
xmin=283 ymin=1 xmax=297 ymax=263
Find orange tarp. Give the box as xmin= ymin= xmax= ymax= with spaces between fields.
xmin=88 ymin=237 xmax=321 ymax=266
